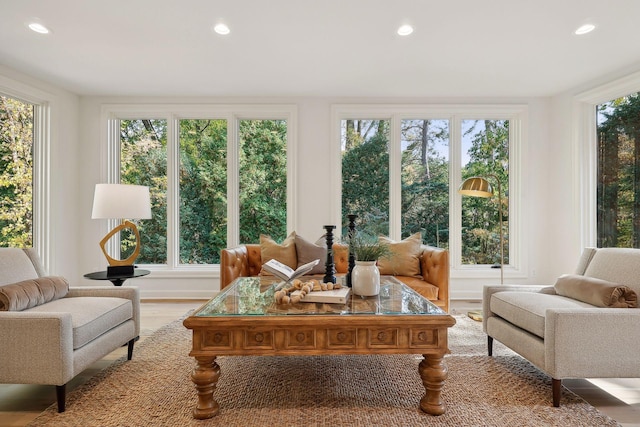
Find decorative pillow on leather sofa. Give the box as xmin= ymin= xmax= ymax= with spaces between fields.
xmin=377 ymin=232 xmax=422 ymax=277
xmin=295 ymin=234 xmax=327 ymax=274
xmin=554 ymin=274 xmax=638 ymax=308
xmin=260 ymin=231 xmax=297 ymax=270
xmin=0 ymin=276 xmax=69 ymax=311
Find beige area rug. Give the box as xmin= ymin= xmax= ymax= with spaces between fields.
xmin=28 ymin=315 xmax=619 ymax=427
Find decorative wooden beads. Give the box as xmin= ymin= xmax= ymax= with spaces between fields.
xmin=274 ymin=278 xmax=342 ymax=304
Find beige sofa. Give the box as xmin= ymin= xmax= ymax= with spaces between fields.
xmin=221 ymin=243 xmax=450 ymax=312
xmin=0 ymin=248 xmax=140 ymax=412
xmin=483 ymin=247 xmax=640 ymax=406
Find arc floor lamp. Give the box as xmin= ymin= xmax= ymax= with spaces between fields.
xmin=458 ymin=175 xmax=505 ymax=285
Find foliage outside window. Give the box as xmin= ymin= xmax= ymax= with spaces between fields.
xmin=238 ymin=119 xmax=288 ymax=244
xmin=179 ymin=119 xmax=227 ymax=264
xmin=120 ymin=119 xmax=168 ymax=264
xmin=341 ymin=120 xmax=390 ymax=236
xmin=401 ymin=119 xmax=449 ymax=248
xmin=597 ymin=92 xmax=640 ymax=248
xmin=340 ymin=113 xmax=511 ymax=268
xmin=461 ymin=120 xmax=509 ymax=265
xmin=113 ymin=110 xmax=291 ymax=267
xmin=0 ymin=95 xmax=33 ymax=248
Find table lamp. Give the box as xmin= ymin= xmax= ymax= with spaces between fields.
xmin=91 ymin=183 xmax=152 ymax=275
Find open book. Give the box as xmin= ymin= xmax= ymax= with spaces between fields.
xmin=262 ymin=259 xmax=320 ymax=283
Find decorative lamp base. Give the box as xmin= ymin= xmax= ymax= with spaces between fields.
xmin=107 ymin=265 xmax=135 ymax=276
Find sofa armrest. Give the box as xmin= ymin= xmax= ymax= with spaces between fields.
xmin=545 ymin=308 xmax=640 ymax=378
xmin=419 ymin=245 xmax=449 ymax=309
xmin=0 ymin=312 xmax=74 ymax=384
xmin=482 ymin=284 xmax=550 ymax=332
xmin=67 ymin=286 xmax=140 ymax=337
xmin=221 ymin=245 xmax=249 ymax=289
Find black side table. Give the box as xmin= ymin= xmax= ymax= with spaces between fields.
xmin=84 ymin=269 xmax=150 ymax=286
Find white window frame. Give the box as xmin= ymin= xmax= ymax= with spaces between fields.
xmin=101 ymin=104 xmax=297 ymax=271
xmin=331 ymin=104 xmax=528 ymax=280
xmin=574 ymin=70 xmax=640 ymax=250
xmin=0 ymin=76 xmax=51 ymax=271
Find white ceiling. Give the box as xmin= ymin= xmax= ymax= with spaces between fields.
xmin=1 ymin=0 xmax=640 ymax=98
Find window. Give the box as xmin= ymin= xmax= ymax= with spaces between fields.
xmin=179 ymin=119 xmax=226 ymax=264
xmin=401 ymin=119 xmax=449 ymax=247
xmin=334 ymin=105 xmax=523 ymax=275
xmin=105 ymin=105 xmax=295 ymax=268
xmin=460 ymin=119 xmax=509 ymax=265
xmin=0 ymin=95 xmax=34 ymax=247
xmin=596 ymin=92 xmax=640 ymax=248
xmin=0 ymin=77 xmax=50 ymax=270
xmin=341 ymin=119 xmax=390 ymax=235
xmin=238 ymin=119 xmax=288 ymax=243
xmin=120 ymin=119 xmax=168 ymax=264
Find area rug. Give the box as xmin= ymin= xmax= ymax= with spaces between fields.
xmin=27 ymin=315 xmax=619 ymax=427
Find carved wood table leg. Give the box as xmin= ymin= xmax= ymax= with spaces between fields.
xmin=419 ymin=353 xmax=448 ymax=415
xmin=191 ymin=356 xmax=221 ymax=419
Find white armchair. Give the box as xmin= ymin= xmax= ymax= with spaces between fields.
xmin=482 ymin=247 xmax=640 ymax=406
xmin=0 ymin=248 xmax=140 ymax=412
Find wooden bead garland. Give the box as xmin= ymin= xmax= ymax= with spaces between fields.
xmin=274 ymin=278 xmax=342 ymax=304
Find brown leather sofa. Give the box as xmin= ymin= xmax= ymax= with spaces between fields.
xmin=220 ymin=244 xmax=449 ymax=312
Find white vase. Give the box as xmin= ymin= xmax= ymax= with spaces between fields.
xmin=352 ymin=261 xmax=380 ymax=296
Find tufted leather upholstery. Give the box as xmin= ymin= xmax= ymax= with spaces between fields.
xmin=221 ymin=243 xmax=449 ymax=312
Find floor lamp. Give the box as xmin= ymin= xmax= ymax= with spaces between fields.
xmin=459 ymin=175 xmax=505 ymax=321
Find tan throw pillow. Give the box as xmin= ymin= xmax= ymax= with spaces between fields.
xmin=554 ymin=274 xmax=638 ymax=308
xmin=295 ymin=234 xmax=327 ymax=274
xmin=377 ymin=232 xmax=422 ymax=277
xmin=260 ymin=231 xmax=297 ymax=271
xmin=0 ymin=276 xmax=69 ymax=311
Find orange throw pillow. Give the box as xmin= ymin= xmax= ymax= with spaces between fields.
xmin=260 ymin=231 xmax=297 ymax=271
xmin=377 ymin=232 xmax=422 ymax=277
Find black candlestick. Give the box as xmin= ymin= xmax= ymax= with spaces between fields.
xmin=346 ymin=214 xmax=357 ymax=287
xmin=323 ymin=225 xmax=336 ymax=284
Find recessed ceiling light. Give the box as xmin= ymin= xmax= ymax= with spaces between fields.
xmin=397 ymin=24 xmax=414 ymax=36
xmin=574 ymin=24 xmax=595 ymax=35
xmin=28 ymin=22 xmax=50 ymax=34
xmin=214 ymin=23 xmax=230 ymax=35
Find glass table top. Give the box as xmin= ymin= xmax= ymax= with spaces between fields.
xmin=195 ymin=276 xmax=445 ymax=317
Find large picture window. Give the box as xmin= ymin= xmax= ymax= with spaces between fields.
xmin=334 ymin=105 xmax=523 ymax=275
xmin=105 ymin=105 xmax=295 ymax=268
xmin=597 ymin=92 xmax=640 ymax=248
xmin=341 ymin=119 xmax=390 ymax=236
xmin=0 ymin=95 xmax=34 ymax=248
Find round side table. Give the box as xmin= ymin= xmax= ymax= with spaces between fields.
xmin=84 ymin=269 xmax=150 ymax=286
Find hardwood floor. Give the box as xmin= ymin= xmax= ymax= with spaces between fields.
xmin=0 ymin=300 xmax=638 ymax=426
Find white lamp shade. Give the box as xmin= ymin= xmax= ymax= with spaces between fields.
xmin=91 ymin=184 xmax=152 ymax=219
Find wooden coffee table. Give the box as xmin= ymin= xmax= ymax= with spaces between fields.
xmin=183 ymin=276 xmax=455 ymax=419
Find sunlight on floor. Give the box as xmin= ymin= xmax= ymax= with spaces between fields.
xmin=587 ymin=378 xmax=640 ymax=405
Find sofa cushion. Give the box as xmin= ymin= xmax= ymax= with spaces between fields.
xmin=0 ymin=248 xmax=40 ymax=285
xmin=0 ymin=276 xmax=69 ymax=311
xmin=554 ymin=274 xmax=638 ymax=308
xmin=295 ymin=234 xmax=326 ymax=274
xmin=397 ymin=276 xmax=439 ymax=300
xmin=26 ymin=297 xmax=133 ymax=349
xmin=260 ymin=231 xmax=297 ymax=270
xmin=490 ymin=291 xmax=594 ymax=339
xmin=377 ymin=232 xmax=422 ymax=277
